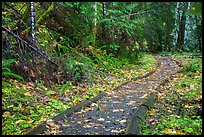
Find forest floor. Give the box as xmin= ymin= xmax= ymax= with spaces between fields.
xmin=2 ymin=53 xmax=202 ymax=135
xmin=39 ymin=55 xmax=183 ymax=135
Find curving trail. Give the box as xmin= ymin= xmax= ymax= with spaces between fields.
xmin=41 ymin=55 xmax=182 ymax=135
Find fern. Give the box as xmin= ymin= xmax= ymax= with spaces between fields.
xmin=2 ymin=72 xmax=24 ymax=81
xmin=2 ymin=59 xmax=16 ymax=67
xmin=60 ymin=81 xmax=72 ymax=94
xmin=2 ymin=59 xmax=24 ymax=81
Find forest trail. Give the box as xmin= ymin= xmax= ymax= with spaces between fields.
xmin=41 ymin=55 xmax=182 ymax=135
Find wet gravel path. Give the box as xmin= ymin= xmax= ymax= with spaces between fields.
xmin=41 ymin=55 xmax=182 ymax=135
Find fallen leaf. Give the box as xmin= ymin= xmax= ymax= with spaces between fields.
xmin=2 ymin=98 xmax=7 ymax=102
xmin=98 ymin=106 xmax=106 ymax=111
xmin=113 ymin=109 xmax=124 ymax=112
xmin=39 ymin=117 xmax=47 ymax=123
xmin=31 ymin=125 xmax=35 ymax=129
xmin=140 ymin=94 xmax=148 ymax=99
xmin=30 ymin=70 xmax=36 ymax=77
xmin=190 ymin=84 xmax=194 ymax=89
xmin=21 ymin=84 xmax=27 ymax=89
xmin=85 ymin=107 xmax=94 ymax=111
xmin=73 ymin=100 xmax=80 ymax=105
xmin=135 ymin=99 xmax=144 ymax=103
xmin=134 ymin=80 xmax=142 ymax=84
xmin=176 ymin=130 xmax=184 ymax=135
xmin=89 ymin=122 xmax=103 ymax=127
xmin=3 ymin=111 xmax=11 ymax=116
xmin=119 ymin=119 xmax=127 ymax=124
xmin=84 ymin=124 xmax=91 ymax=128
xmin=23 ymin=66 xmax=29 ymax=71
xmin=21 ymin=108 xmax=29 ymax=115
xmin=53 ymin=95 xmax=59 ymax=99
xmin=151 ymin=121 xmax=157 ymax=125
xmin=149 ymin=89 xmax=156 ymax=93
xmin=156 ymin=93 xmax=162 ymax=99
xmin=26 ymin=117 xmax=33 ymax=122
xmin=24 ymin=92 xmax=31 ymax=96
xmin=18 ymin=103 xmax=22 ymax=108
xmin=98 ymin=118 xmax=105 ymax=122
xmin=91 ymin=103 xmax=98 ymax=107
xmin=127 ymin=101 xmax=135 ymax=106
xmin=120 ymin=93 xmax=127 ymax=97
xmin=111 ymin=130 xmax=119 ymax=133
xmin=163 ymin=129 xmax=173 ymax=134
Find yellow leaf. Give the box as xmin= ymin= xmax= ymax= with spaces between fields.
xmin=26 ymin=117 xmax=34 ymax=123
xmin=156 ymin=93 xmax=162 ymax=99
xmin=18 ymin=103 xmax=22 ymax=108
xmin=176 ymin=130 xmax=184 ymax=135
xmin=73 ymin=100 xmax=80 ymax=105
xmin=24 ymin=92 xmax=31 ymax=96
xmin=163 ymin=129 xmax=173 ymax=134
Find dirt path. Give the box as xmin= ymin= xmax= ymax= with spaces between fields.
xmin=41 ymin=55 xmax=182 ymax=135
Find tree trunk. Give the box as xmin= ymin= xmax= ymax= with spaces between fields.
xmin=176 ymin=2 xmax=188 ymax=52
xmin=172 ymin=2 xmax=180 ymax=54
xmin=102 ymin=2 xmax=107 ymax=43
xmin=92 ymin=2 xmax=97 ymax=46
xmin=23 ymin=2 xmax=57 ymax=34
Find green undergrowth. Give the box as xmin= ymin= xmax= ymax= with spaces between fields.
xmin=2 ymin=50 xmax=157 ymax=135
xmin=142 ymin=53 xmax=202 ymax=135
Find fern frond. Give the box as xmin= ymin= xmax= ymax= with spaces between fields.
xmin=2 ymin=72 xmax=24 ymax=81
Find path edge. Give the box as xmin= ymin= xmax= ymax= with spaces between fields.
xmin=27 ymin=54 xmax=159 ymax=135
xmin=126 ymin=55 xmax=183 ymax=135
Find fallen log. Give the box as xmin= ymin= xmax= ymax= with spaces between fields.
xmin=126 ymin=93 xmax=157 ymax=135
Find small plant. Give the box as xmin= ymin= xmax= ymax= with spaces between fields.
xmin=2 ymin=59 xmax=24 ymax=81
xmin=60 ymin=81 xmax=72 ymax=94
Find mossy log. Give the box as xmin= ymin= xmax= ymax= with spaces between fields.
xmin=142 ymin=93 xmax=157 ymax=110
xmin=126 ymin=93 xmax=157 ymax=135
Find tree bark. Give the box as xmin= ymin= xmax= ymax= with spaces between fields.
xmin=102 ymin=2 xmax=107 ymax=43
xmin=176 ymin=2 xmax=188 ymax=52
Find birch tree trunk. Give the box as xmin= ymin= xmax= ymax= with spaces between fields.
xmin=171 ymin=2 xmax=180 ymax=54
xmin=102 ymin=2 xmax=107 ymax=43
xmin=93 ymin=2 xmax=97 ymax=46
